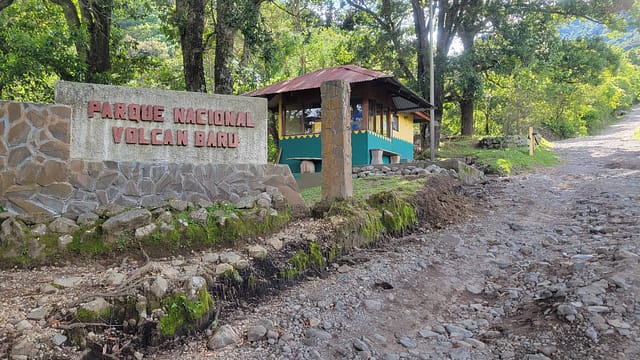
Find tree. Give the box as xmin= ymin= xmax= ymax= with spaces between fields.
xmin=48 ymin=0 xmax=114 ymax=83
xmin=175 ymin=0 xmax=206 ymax=92
xmin=0 ymin=0 xmax=84 ymax=100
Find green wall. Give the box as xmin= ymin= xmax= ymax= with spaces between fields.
xmin=279 ymin=131 xmax=414 ymax=173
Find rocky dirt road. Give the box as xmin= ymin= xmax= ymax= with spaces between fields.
xmin=158 ymin=110 xmax=640 ymax=360
xmin=1 ymin=109 xmax=639 ymax=360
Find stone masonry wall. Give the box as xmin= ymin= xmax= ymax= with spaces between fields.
xmin=0 ymin=101 xmax=304 ymax=219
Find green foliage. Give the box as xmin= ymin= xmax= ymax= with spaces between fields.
xmin=634 ymin=128 xmax=640 ymax=141
xmin=76 ymin=304 xmax=112 ymax=322
xmin=368 ymin=192 xmax=417 ymax=232
xmin=222 ymin=268 xmax=244 ymax=284
xmin=438 ymin=138 xmax=559 ymax=176
xmin=159 ymin=289 xmax=214 ymax=337
xmin=68 ymin=228 xmax=111 ymax=256
xmin=279 ymin=241 xmax=326 ymax=280
xmin=0 ymin=0 xmax=83 ymax=101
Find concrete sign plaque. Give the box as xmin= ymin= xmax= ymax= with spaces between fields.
xmin=55 ymin=81 xmax=267 ymax=164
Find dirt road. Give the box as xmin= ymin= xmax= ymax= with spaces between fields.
xmin=159 ymin=110 xmax=640 ymax=359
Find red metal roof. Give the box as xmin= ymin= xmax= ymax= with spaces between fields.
xmin=246 ymin=65 xmax=393 ymax=96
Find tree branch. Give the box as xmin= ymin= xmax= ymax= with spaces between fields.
xmin=0 ymin=0 xmax=15 ymax=12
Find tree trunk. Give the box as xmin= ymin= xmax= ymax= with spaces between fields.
xmin=460 ymin=97 xmax=474 ymax=136
xmin=214 ymin=0 xmax=235 ymax=94
xmin=0 ymin=0 xmax=14 ymax=11
xmin=80 ymin=0 xmax=113 ymax=83
xmin=176 ymin=0 xmax=206 ymax=92
xmin=50 ymin=0 xmax=87 ymax=63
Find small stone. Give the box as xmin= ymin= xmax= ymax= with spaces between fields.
xmin=77 ymin=212 xmax=99 ymax=226
xmin=189 ymin=208 xmax=208 ymax=224
xmin=445 ymin=324 xmax=473 ymax=339
xmin=168 ymin=199 xmax=190 ymax=212
xmin=363 ymin=299 xmax=382 ymax=311
xmin=202 ymin=252 xmax=219 ymax=263
xmin=607 ymin=319 xmax=631 ymax=329
xmin=150 ymin=276 xmax=169 ymax=299
xmin=397 ymin=336 xmax=417 ymax=349
xmin=526 ymin=354 xmax=551 ymax=360
xmin=305 ymin=328 xmax=332 ymax=341
xmin=587 ymin=306 xmax=609 ymax=313
xmin=48 ymin=217 xmax=79 ymax=234
xmin=107 ymin=272 xmax=127 ymax=286
xmin=215 ymin=263 xmax=234 ymax=275
xmin=134 ymin=351 xmax=144 ymax=360
xmin=135 ymin=223 xmax=157 ymax=239
xmin=353 ymin=338 xmax=369 ymax=351
xmin=266 ymin=238 xmax=283 ymax=250
xmin=219 ymin=251 xmax=241 ymax=264
xmin=466 ymin=338 xmax=486 ymax=349
xmin=207 ymin=325 xmax=240 ymax=349
xmin=10 ymin=337 xmax=35 ymax=358
xmin=30 ymin=224 xmax=47 ymax=236
xmin=52 ymin=333 xmax=67 ymax=346
xmin=27 ymin=306 xmax=51 ymax=320
xmin=15 ymin=320 xmax=32 ymax=332
xmin=418 ymin=329 xmax=439 ymax=338
xmin=557 ymin=304 xmax=578 ymax=316
xmin=585 ymin=327 xmax=598 ymax=343
xmin=57 ymin=234 xmax=74 ymax=249
xmin=79 ymin=297 xmax=112 ymax=320
xmin=466 ymin=284 xmax=484 ymax=295
xmin=247 ymin=245 xmax=268 ymax=259
xmin=338 ymin=264 xmax=351 ymax=273
xmin=40 ymin=284 xmax=58 ymax=294
xmin=247 ymin=325 xmax=267 ymax=342
xmin=266 ymin=330 xmax=279 ymax=340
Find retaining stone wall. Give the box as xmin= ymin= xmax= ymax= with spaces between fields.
xmin=0 ymin=101 xmax=303 ymax=219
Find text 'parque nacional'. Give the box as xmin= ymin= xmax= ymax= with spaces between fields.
xmin=87 ymin=100 xmax=256 ymax=148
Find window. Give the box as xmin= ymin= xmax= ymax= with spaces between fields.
xmin=284 ymin=103 xmax=322 ymax=135
xmin=304 ymin=104 xmax=321 ymax=134
xmin=381 ymin=106 xmax=389 ymax=137
xmin=392 ymin=114 xmax=399 ymax=131
xmin=351 ymin=100 xmax=363 ymax=130
xmin=376 ymin=103 xmax=384 ymax=136
xmin=368 ymin=100 xmax=376 ymax=132
xmin=284 ymin=105 xmax=303 ymax=135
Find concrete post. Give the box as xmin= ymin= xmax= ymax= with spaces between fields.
xmin=321 ymin=80 xmax=352 ymax=201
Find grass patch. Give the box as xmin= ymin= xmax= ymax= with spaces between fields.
xmin=300 ymin=176 xmax=427 ymax=206
xmin=634 ymin=128 xmax=640 ymax=140
xmin=438 ymin=138 xmax=558 ymax=176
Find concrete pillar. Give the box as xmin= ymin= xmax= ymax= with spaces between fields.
xmin=300 ymin=160 xmax=315 ymax=173
xmin=321 ymin=80 xmax=352 ymax=201
xmin=370 ymin=149 xmax=384 ymax=165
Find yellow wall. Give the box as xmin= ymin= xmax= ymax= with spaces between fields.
xmin=392 ymin=113 xmax=414 ymax=142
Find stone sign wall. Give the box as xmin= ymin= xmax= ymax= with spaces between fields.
xmin=55 ymin=81 xmax=268 ymax=164
xmin=0 ymin=86 xmax=303 ymax=219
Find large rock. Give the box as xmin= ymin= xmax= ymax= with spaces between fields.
xmin=48 ymin=217 xmax=79 ymax=234
xmin=150 ymin=276 xmax=169 ymax=299
xmin=78 ymin=297 xmax=112 ymax=321
xmin=437 ymin=159 xmax=486 ymax=185
xmin=102 ymin=208 xmax=152 ymax=236
xmin=207 ymin=325 xmax=240 ymax=350
xmin=247 ymin=245 xmax=268 ymax=260
xmin=0 ymin=217 xmax=25 ymax=247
